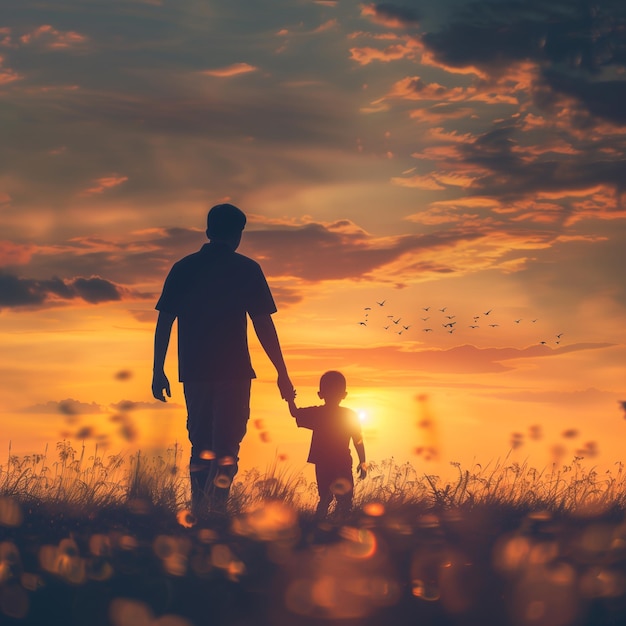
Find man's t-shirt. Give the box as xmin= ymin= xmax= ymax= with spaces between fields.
xmin=155 ymin=242 xmax=277 ymax=382
xmin=296 ymin=405 xmax=362 ymax=466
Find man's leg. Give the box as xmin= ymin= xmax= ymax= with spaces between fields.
xmin=209 ymin=379 xmax=251 ymax=510
xmin=184 ymin=382 xmax=215 ymax=513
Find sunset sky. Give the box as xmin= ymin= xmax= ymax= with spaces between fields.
xmin=1 ymin=0 xmax=625 ymax=482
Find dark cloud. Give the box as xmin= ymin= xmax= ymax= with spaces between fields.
xmin=540 ymin=70 xmax=626 ymax=125
xmin=241 ymin=222 xmax=484 ymax=282
xmin=0 ymin=271 xmax=148 ymax=309
xmin=267 ymin=284 xmax=305 ymax=307
xmin=109 ymin=399 xmax=182 ymax=411
xmin=423 ymin=0 xmax=626 ymax=75
xmin=72 ymin=276 xmax=122 ymax=303
xmin=20 ymin=398 xmax=103 ymax=414
xmin=6 ymin=221 xmax=487 ymax=306
xmin=458 ymin=125 xmax=626 ymax=200
xmin=371 ymin=3 xmax=420 ymax=26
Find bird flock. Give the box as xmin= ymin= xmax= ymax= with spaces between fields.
xmin=357 ymin=300 xmax=565 ymax=346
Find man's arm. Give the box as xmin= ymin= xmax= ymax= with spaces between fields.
xmin=251 ymin=313 xmax=294 ymax=400
xmin=152 ymin=311 xmax=176 ymax=402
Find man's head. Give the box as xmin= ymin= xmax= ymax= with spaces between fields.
xmin=206 ymin=204 xmax=247 ymax=249
xmin=318 ymin=370 xmax=347 ymax=405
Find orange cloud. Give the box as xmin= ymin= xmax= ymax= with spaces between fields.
xmin=390 ymin=174 xmax=445 ymax=190
xmin=19 ymin=25 xmax=87 ymax=49
xmin=511 ymin=138 xmax=582 ymax=161
xmin=313 ymin=19 xmax=338 ymax=33
xmin=81 ymin=176 xmax=129 ymax=196
xmin=424 ymin=127 xmax=475 ymax=144
xmin=408 ymin=106 xmax=475 ymax=124
xmin=348 ymin=31 xmax=403 ymax=41
xmin=420 ymin=49 xmax=488 ymax=79
xmin=537 ymin=186 xmax=606 ymax=201
xmin=0 ymin=241 xmax=34 ymax=265
xmin=431 ymin=172 xmax=478 ymax=188
xmin=349 ymin=42 xmax=420 ymax=65
xmin=360 ymin=4 xmax=420 ymax=29
xmin=405 ymin=208 xmax=482 ymax=226
xmin=431 ymin=197 xmax=502 ymax=211
xmin=201 ymin=63 xmax=258 ymax=77
xmin=0 ymin=27 xmax=12 ymax=48
xmin=0 ymin=54 xmax=21 ymax=85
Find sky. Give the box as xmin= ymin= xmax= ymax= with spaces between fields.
xmin=1 ymin=0 xmax=625 ymax=483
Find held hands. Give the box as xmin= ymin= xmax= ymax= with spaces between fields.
xmin=277 ymin=372 xmax=295 ymax=401
xmin=152 ymin=370 xmax=171 ymax=402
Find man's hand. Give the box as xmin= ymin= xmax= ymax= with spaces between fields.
xmin=277 ymin=372 xmax=295 ymax=401
xmin=357 ymin=463 xmax=367 ymax=480
xmin=152 ymin=370 xmax=171 ymax=402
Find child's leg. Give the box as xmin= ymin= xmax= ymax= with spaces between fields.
xmin=334 ymin=471 xmax=355 ymax=517
xmin=315 ymin=465 xmax=334 ymax=519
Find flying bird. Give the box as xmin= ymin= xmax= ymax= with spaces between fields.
xmin=422 ymin=307 xmax=430 ymax=311
xmin=359 ymin=322 xmax=367 ymax=326
xmin=421 ymin=317 xmax=430 ymax=321
xmin=514 ymin=319 xmax=522 ymax=324
xmin=469 ymin=325 xmax=479 ymax=329
xmin=377 ymin=300 xmax=386 ymax=306
xmin=488 ymin=324 xmax=499 ymax=328
xmin=392 ymin=318 xmax=401 ymax=324
xmin=439 ymin=307 xmax=447 ymax=312
xmin=423 ymin=328 xmax=433 ymax=332
xmin=484 ymin=309 xmax=493 ymax=315
xmin=445 ymin=315 xmax=456 ymax=319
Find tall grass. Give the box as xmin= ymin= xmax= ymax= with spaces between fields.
xmin=2 ymin=442 xmax=626 ymax=517
xmin=0 ymin=441 xmax=186 ymax=513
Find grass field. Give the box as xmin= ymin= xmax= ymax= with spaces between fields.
xmin=2 ymin=442 xmax=626 ymax=625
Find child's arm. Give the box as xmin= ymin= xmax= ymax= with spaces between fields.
xmin=354 ymin=436 xmax=367 ymax=479
xmin=286 ymin=396 xmax=299 ymax=419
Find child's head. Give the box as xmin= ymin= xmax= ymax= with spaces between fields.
xmin=318 ymin=370 xmax=347 ymax=404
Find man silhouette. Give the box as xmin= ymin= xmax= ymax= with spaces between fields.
xmin=151 ymin=203 xmax=294 ymax=512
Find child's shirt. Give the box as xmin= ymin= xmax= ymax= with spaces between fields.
xmin=295 ymin=405 xmax=362 ymax=466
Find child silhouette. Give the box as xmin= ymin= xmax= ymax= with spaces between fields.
xmin=287 ymin=371 xmax=366 ymax=518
